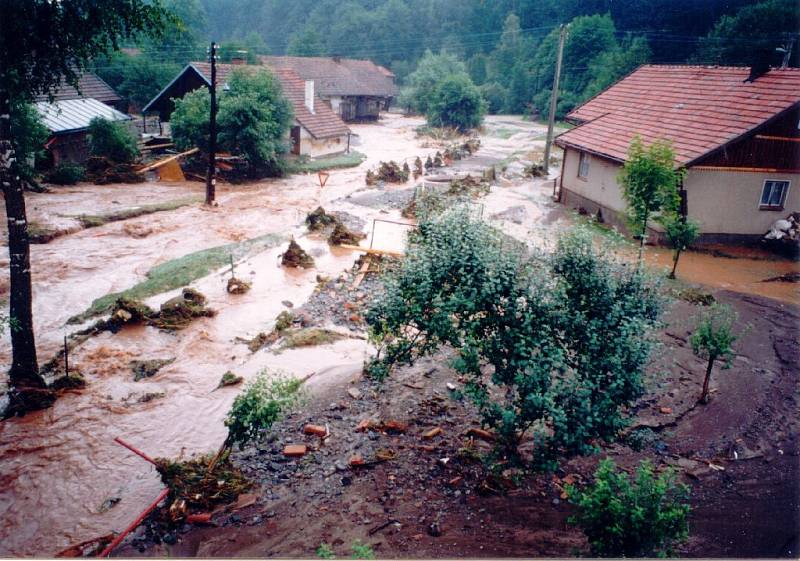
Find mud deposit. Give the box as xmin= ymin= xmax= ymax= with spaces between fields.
xmin=0 ymin=114 xmax=797 ymax=556
xmin=119 ymin=292 xmax=798 ymax=559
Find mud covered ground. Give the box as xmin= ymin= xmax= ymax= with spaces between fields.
xmin=118 ymin=289 xmax=799 ymax=558
xmin=0 ymin=114 xmax=798 ymax=556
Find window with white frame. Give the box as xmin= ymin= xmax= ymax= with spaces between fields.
xmin=759 ymin=179 xmax=790 ymax=210
xmin=578 ymin=151 xmax=590 ymax=178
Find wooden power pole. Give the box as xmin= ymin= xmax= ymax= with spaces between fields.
xmin=543 ymin=24 xmax=566 ymax=176
xmin=205 ymin=41 xmax=218 ymax=205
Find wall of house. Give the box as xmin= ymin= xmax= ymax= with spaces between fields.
xmin=560 ymin=147 xmax=800 ymax=243
xmin=48 ymin=132 xmax=90 ymax=166
xmin=298 ymin=126 xmax=347 ymax=158
xmin=685 ymin=169 xmax=799 ymax=237
xmin=560 ymin=148 xmax=630 ymax=231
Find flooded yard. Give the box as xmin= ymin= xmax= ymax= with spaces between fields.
xmin=0 ymin=114 xmax=796 ymax=556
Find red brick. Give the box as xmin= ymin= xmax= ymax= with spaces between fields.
xmin=422 ymin=427 xmax=443 ymax=440
xmin=303 ymin=424 xmax=327 ymax=437
xmin=465 ymin=427 xmax=495 ymax=442
xmin=283 ymin=444 xmax=308 ymax=457
xmin=349 ymin=454 xmax=365 ymax=466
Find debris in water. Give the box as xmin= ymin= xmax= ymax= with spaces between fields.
xmin=413 ymin=156 xmax=423 ymax=179
xmin=55 ymin=534 xmax=115 ymax=558
xmin=226 ymin=277 xmax=251 ymax=294
xmin=280 ymin=328 xmax=346 ymax=349
xmin=447 ymin=175 xmax=490 ymax=197
xmin=50 ymin=373 xmax=87 ymax=391
xmin=762 ymin=271 xmax=800 ymax=283
xmin=155 ymin=288 xmax=216 ymax=330
xmin=131 ymin=358 xmax=175 ymax=381
xmin=281 ymin=239 xmax=315 ymax=269
xmin=675 ymin=287 xmax=716 ymax=306
xmin=218 ymin=371 xmax=244 ymax=388
xmin=155 ymin=454 xmax=251 ymax=519
xmin=306 ymin=206 xmax=339 ymax=231
xmin=369 ymin=161 xmax=409 ymax=184
xmin=328 ymin=222 xmax=365 ymax=246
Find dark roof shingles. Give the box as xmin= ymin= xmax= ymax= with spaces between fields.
xmin=35 ymin=72 xmax=121 ymax=104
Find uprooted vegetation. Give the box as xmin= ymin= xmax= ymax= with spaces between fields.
xmin=365 ymin=208 xmax=663 ymax=469
xmin=68 ymin=234 xmax=282 ymax=324
xmin=365 ymin=161 xmax=409 ymax=185
xmin=155 ymin=373 xmax=302 ymax=523
xmin=281 ymin=239 xmax=315 ymax=269
xmin=305 ymin=207 xmax=366 ymax=246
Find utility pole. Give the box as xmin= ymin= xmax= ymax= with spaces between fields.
xmin=205 ymin=41 xmax=218 ymax=205
xmin=543 ymin=24 xmax=566 ymax=176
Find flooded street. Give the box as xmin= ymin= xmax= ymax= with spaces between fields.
xmin=0 ymin=114 xmax=796 ymax=555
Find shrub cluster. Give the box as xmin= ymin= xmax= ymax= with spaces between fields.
xmin=365 ymin=208 xmax=662 ymax=468
xmin=88 ymin=117 xmax=139 ymax=163
xmin=45 ymin=162 xmax=85 ymax=185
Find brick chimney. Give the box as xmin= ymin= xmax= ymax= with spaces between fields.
xmin=305 ymin=80 xmax=315 ymax=114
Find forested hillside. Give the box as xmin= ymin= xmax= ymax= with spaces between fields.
xmin=95 ymin=0 xmax=799 ymax=116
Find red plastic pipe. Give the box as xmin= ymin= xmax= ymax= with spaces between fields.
xmin=99 ymin=488 xmax=170 ymax=557
xmin=114 ymin=437 xmax=158 ymax=466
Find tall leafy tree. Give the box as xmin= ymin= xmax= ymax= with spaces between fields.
xmin=0 ymin=0 xmax=168 ymax=414
xmin=287 ymin=30 xmax=325 ymax=57
xmin=618 ymin=137 xmax=684 ymax=263
xmin=426 ymin=74 xmax=485 ymax=131
xmin=398 ymin=50 xmax=468 ymax=114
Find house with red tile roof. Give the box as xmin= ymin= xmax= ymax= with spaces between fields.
xmin=555 ymin=65 xmax=800 ymax=244
xmin=260 ymin=56 xmax=398 ymax=122
xmin=143 ymin=62 xmax=351 ymax=158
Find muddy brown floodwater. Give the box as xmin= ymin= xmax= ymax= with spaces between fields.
xmin=0 ymin=114 xmax=796 ymax=556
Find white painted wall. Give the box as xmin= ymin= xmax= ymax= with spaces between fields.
xmin=298 ymin=126 xmax=347 ymax=158
xmin=685 ymin=169 xmax=799 ymax=235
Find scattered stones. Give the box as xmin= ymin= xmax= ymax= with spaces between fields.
xmin=347 ymin=388 xmax=362 ymax=400
xmin=156 ymin=288 xmax=216 ymax=330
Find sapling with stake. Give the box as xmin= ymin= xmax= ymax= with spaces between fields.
xmin=690 ymin=303 xmax=738 ymax=404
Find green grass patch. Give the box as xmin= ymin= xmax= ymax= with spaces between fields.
xmin=280 ymin=328 xmax=346 ymax=350
xmin=287 ymin=151 xmax=366 ymax=174
xmin=76 ymin=196 xmax=201 ymax=228
xmin=67 ymin=233 xmax=283 ymax=324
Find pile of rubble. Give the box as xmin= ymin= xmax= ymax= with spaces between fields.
xmin=763 ymin=212 xmax=800 ymax=257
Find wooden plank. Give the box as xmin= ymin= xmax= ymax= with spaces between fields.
xmin=754 ymin=135 xmax=800 ymax=143
xmin=351 ymin=256 xmax=372 ymax=289
xmin=692 ymin=165 xmax=800 ymax=173
xmin=138 ymin=148 xmax=199 ymax=172
xmin=339 ymin=244 xmax=405 ymax=257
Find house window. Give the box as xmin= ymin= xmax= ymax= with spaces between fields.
xmin=578 ymin=151 xmax=590 ymax=179
xmin=759 ymin=179 xmax=790 ymax=210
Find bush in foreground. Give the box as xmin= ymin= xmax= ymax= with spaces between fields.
xmin=567 ymin=458 xmax=690 ymax=557
xmin=88 ymin=117 xmax=139 ymax=163
xmin=365 ymin=209 xmax=661 ymax=468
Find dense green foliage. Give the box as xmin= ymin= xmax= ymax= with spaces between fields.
xmin=224 ymin=373 xmax=302 ymax=449
xmin=10 ymin=101 xmax=48 ymax=187
xmin=660 ymin=214 xmax=700 ymax=278
xmin=619 ymin=137 xmax=684 ymax=254
xmin=187 ymin=0 xmax=790 ymax=118
xmin=691 ymin=303 xmax=739 ymax=403
xmin=567 ymin=458 xmax=690 ymax=557
xmin=399 ymin=50 xmax=468 ymax=114
xmin=94 ymin=53 xmax=181 ymax=109
xmin=365 ymin=209 xmax=661 ymax=468
xmin=45 ymin=162 xmax=85 ymax=185
xmin=88 ymin=117 xmax=140 ymax=163
xmin=171 ymin=69 xmax=293 ymax=175
xmin=426 ymin=74 xmax=485 ymax=131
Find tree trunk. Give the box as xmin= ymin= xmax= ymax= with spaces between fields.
xmin=700 ymin=357 xmax=714 ymax=404
xmin=0 ymin=90 xmax=49 ymax=414
xmin=669 ymin=248 xmax=681 ymax=279
xmin=637 ymin=215 xmax=648 ymax=267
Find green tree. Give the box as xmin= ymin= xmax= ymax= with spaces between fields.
xmin=10 ymin=101 xmax=48 ymax=190
xmin=287 ymin=29 xmax=325 ymax=57
xmin=88 ymin=117 xmax=140 ymax=163
xmin=660 ymin=213 xmax=700 ymax=279
xmin=95 ymin=53 xmax=181 ymax=110
xmin=478 ymin=82 xmax=508 ymax=114
xmin=690 ymin=303 xmax=738 ymax=404
xmin=366 ymin=210 xmax=661 ymax=468
xmin=426 ymin=74 xmax=485 ymax=131
xmin=399 ymin=50 xmax=468 ymax=115
xmin=171 ymin=69 xmax=293 ymax=176
xmin=567 ymin=458 xmax=690 ymax=557
xmin=695 ymin=0 xmax=798 ymax=67
xmin=218 ymin=70 xmax=294 ymax=175
xmin=618 ymin=137 xmax=684 ymax=262
xmin=583 ymin=35 xmax=651 ymax=98
xmin=0 ymin=0 xmax=168 ymax=414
